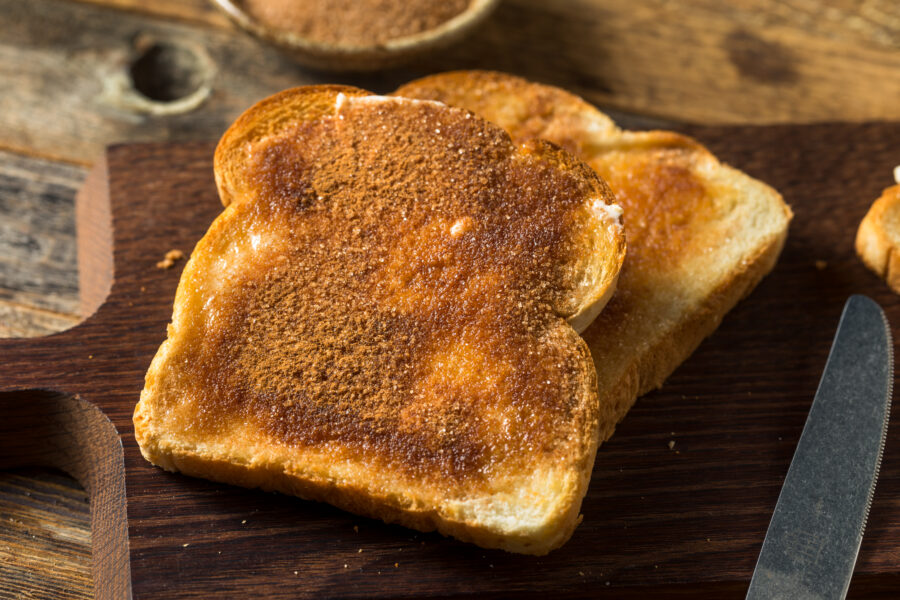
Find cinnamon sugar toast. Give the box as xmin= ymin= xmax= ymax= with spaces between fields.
xmin=395 ymin=71 xmax=791 ymax=445
xmin=856 ymin=168 xmax=900 ymax=293
xmin=134 ymin=85 xmax=626 ymax=554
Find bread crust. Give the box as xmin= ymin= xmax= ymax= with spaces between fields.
xmin=856 ymin=184 xmax=900 ymax=294
xmin=214 ymin=84 xmax=371 ymax=208
xmin=136 ymin=316 xmax=598 ymax=554
xmin=136 ymin=86 xmax=625 ymax=555
xmin=395 ymin=70 xmax=792 ymax=446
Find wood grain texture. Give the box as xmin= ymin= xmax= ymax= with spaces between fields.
xmin=4 ymin=0 xmax=898 ymax=166
xmin=1 ymin=124 xmax=900 ymax=598
xmin=416 ymin=0 xmax=900 ymax=125
xmin=0 ymin=0 xmax=401 ymax=166
xmin=72 ymin=0 xmax=230 ymax=28
xmin=0 ymin=390 xmax=129 ymax=600
xmin=73 ymin=0 xmax=900 ymax=54
xmin=0 ymin=150 xmax=84 ymax=333
xmin=0 ymin=302 xmax=80 ymax=338
xmin=75 ymin=155 xmax=112 ymax=320
xmin=0 ymin=468 xmax=92 ymax=600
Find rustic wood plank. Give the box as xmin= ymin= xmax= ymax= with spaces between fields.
xmin=0 ymin=302 xmax=80 ymax=338
xmin=0 ymin=0 xmax=351 ymax=165
xmin=686 ymin=0 xmax=899 ymax=51
xmin=72 ymin=0 xmax=230 ymax=29
xmin=75 ymin=0 xmax=900 ymax=57
xmin=1 ymin=124 xmax=900 ymax=598
xmin=0 ymin=468 xmax=92 ymax=600
xmin=0 ymin=150 xmax=83 ymax=327
xmin=425 ymin=0 xmax=900 ymax=124
xmin=3 ymin=0 xmax=900 ymax=167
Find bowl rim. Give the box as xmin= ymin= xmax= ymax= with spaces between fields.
xmin=211 ymin=0 xmax=500 ymax=56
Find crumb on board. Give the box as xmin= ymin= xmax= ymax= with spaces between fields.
xmin=668 ymin=440 xmax=676 ymax=450
xmin=156 ymin=249 xmax=185 ymax=270
xmin=353 ymin=525 xmax=359 ymax=533
xmin=394 ymin=563 xmax=399 ymax=568
xmin=815 ymin=260 xmax=827 ymax=270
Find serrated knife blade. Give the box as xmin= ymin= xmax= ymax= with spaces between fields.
xmin=746 ymin=295 xmax=893 ymax=600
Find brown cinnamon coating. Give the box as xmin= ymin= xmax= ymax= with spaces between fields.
xmin=171 ymin=96 xmax=610 ymax=483
xmin=242 ymin=0 xmax=471 ymax=46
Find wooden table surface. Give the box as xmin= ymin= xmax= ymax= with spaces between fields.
xmin=1 ymin=1 xmax=898 ymax=598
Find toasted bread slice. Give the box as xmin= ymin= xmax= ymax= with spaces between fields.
xmin=856 ymin=168 xmax=900 ymax=293
xmin=395 ymin=71 xmax=792 ymax=442
xmin=134 ymin=85 xmax=626 ymax=555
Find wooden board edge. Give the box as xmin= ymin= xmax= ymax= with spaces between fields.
xmin=0 ymin=390 xmax=131 ymax=600
xmin=76 ymin=154 xmax=113 ymax=320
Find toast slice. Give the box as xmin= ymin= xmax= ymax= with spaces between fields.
xmin=856 ymin=169 xmax=900 ymax=293
xmin=134 ymin=85 xmax=626 ymax=555
xmin=395 ymin=71 xmax=792 ymax=444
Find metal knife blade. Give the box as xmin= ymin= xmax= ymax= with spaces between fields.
xmin=746 ymin=295 xmax=893 ymax=600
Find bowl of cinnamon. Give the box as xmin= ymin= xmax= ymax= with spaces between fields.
xmin=211 ymin=0 xmax=500 ymax=71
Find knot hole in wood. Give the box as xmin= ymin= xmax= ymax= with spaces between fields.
xmin=116 ymin=34 xmax=214 ymax=116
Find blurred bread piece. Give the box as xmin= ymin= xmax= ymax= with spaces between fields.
xmin=856 ymin=168 xmax=900 ymax=293
xmin=135 ymin=85 xmax=626 ymax=555
xmin=395 ymin=70 xmax=792 ymax=443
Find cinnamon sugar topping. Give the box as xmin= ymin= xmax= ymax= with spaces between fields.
xmin=179 ymin=95 xmax=611 ymax=481
xmin=242 ymin=0 xmax=472 ymax=47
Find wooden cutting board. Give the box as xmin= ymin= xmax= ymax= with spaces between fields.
xmin=2 ymin=123 xmax=900 ymax=599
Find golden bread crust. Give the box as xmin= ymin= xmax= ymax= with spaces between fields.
xmin=856 ymin=184 xmax=900 ymax=294
xmin=136 ymin=87 xmax=625 ymax=554
xmin=395 ymin=70 xmax=792 ymax=445
xmin=214 ymin=85 xmax=371 ymax=208
xmin=397 ymin=71 xmax=619 ymax=159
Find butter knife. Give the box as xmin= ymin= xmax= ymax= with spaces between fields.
xmin=746 ymin=295 xmax=893 ymax=600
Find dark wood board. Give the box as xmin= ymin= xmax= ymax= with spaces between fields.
xmin=2 ymin=123 xmax=900 ymax=598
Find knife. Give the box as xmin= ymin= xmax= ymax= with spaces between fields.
xmin=746 ymin=295 xmax=893 ymax=600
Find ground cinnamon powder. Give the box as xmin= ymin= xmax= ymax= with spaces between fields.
xmin=177 ymin=95 xmax=604 ymax=484
xmin=243 ymin=0 xmax=472 ymax=46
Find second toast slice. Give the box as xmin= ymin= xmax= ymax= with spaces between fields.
xmin=395 ymin=71 xmax=792 ymax=446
